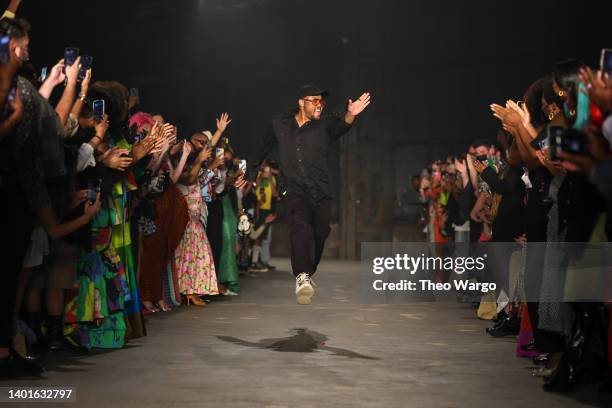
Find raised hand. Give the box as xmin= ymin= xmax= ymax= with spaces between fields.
xmin=454 ymin=158 xmax=467 ymax=174
xmin=80 ymin=68 xmax=92 ymax=95
xmin=181 ymin=140 xmax=192 ymax=157
xmin=472 ymin=158 xmax=487 ymax=174
xmin=579 ymin=67 xmax=612 ymax=111
xmin=94 ymin=113 xmax=109 ymax=139
xmin=144 ymin=122 xmax=166 ymax=154
xmin=149 ymin=121 xmax=162 ymax=139
xmin=69 ymin=189 xmax=88 ymax=209
xmin=216 ymin=112 xmax=232 ymax=133
xmin=65 ymin=56 xmax=81 ymax=85
xmin=490 ymin=103 xmax=521 ymax=128
xmin=46 ymin=59 xmax=66 ymax=86
xmin=84 ymin=192 xmax=102 ymax=220
xmin=234 ymin=175 xmax=250 ymax=190
xmin=506 ymin=100 xmax=531 ymax=127
xmin=347 ymin=92 xmax=371 ymax=116
xmin=196 ymin=146 xmax=212 ymax=163
xmin=535 ymin=149 xmax=564 ymax=174
xmin=162 ymin=123 xmax=177 ymax=145
xmin=207 ymin=155 xmax=224 ymax=170
xmin=102 ymin=147 xmax=133 ymax=171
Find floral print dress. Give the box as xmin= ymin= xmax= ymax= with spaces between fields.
xmin=174 ymin=184 xmax=219 ymax=295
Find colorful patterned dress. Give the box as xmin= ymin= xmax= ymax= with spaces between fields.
xmin=174 ymin=184 xmax=219 ymax=295
xmin=64 ymin=138 xmax=145 ymax=348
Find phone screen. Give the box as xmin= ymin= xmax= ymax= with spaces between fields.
xmin=92 ymin=99 xmax=105 ymax=123
xmin=239 ymin=159 xmax=247 ymax=174
xmin=129 ymin=87 xmax=139 ymax=97
xmin=40 ymin=67 xmax=48 ymax=82
xmin=215 ymin=148 xmax=224 ymax=158
xmin=0 ymin=35 xmax=9 ymax=64
xmin=87 ymin=179 xmax=102 ymax=205
xmin=64 ymin=47 xmax=79 ymax=67
xmin=78 ymin=55 xmax=93 ymax=81
xmin=600 ymin=48 xmax=612 ymax=76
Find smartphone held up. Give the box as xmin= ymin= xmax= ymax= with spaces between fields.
xmin=78 ymin=55 xmax=93 ymax=81
xmin=87 ymin=179 xmax=102 ymax=205
xmin=600 ymin=48 xmax=612 ymax=77
xmin=92 ymin=99 xmax=105 ymax=123
xmin=63 ymin=47 xmax=79 ymax=73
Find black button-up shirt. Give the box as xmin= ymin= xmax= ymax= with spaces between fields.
xmin=250 ymin=110 xmax=352 ymax=203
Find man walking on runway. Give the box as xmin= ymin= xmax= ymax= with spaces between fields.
xmin=250 ymin=85 xmax=371 ymax=304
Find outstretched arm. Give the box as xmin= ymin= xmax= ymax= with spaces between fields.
xmin=2 ymin=0 xmax=21 ymax=19
xmin=55 ymin=57 xmax=80 ymax=127
xmin=247 ymin=124 xmax=277 ymax=181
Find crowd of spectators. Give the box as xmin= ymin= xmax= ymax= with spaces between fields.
xmin=414 ymin=52 xmax=612 ymax=392
xmin=0 ymin=2 xmax=279 ymax=379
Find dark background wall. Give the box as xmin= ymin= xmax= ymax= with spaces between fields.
xmin=14 ymin=0 xmax=611 ymax=257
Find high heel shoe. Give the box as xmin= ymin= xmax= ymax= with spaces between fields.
xmin=143 ymin=301 xmax=161 ymax=313
xmin=185 ymin=295 xmax=206 ymax=306
xmin=156 ymin=300 xmax=172 ymax=312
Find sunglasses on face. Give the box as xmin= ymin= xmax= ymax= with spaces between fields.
xmin=302 ymin=98 xmax=325 ymax=107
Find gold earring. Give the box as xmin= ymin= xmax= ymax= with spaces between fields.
xmin=548 ymin=106 xmax=559 ymax=121
xmin=569 ymin=109 xmax=576 ymax=117
xmin=558 ymin=90 xmax=565 ymax=97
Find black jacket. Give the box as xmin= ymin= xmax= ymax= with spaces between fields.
xmin=249 ymin=110 xmax=352 ymax=203
xmin=480 ymin=164 xmax=526 ymax=242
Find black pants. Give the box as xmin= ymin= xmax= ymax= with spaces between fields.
xmin=525 ymin=244 xmax=566 ymax=354
xmin=284 ymin=193 xmax=331 ymax=277
xmin=0 ymin=185 xmax=33 ymax=348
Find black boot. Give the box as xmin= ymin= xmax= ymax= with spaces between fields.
xmin=486 ymin=312 xmax=520 ymax=337
xmin=24 ymin=311 xmax=48 ymax=353
xmin=46 ymin=315 xmax=65 ymax=351
xmin=0 ymin=349 xmax=44 ymax=379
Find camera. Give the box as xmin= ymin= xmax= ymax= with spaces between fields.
xmin=548 ymin=127 xmax=588 ymax=161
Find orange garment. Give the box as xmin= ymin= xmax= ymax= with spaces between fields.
xmin=139 ymin=185 xmax=188 ymax=302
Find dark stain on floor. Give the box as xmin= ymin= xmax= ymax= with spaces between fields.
xmin=217 ymin=328 xmax=379 ymax=360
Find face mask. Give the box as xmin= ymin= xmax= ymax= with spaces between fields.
xmin=476 ymin=155 xmax=488 ymax=162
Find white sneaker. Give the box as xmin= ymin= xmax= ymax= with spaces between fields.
xmin=295 ymin=273 xmax=315 ymax=305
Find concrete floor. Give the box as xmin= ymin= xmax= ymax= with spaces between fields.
xmin=4 ymin=258 xmax=611 ymax=408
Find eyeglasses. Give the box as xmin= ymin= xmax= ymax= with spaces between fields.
xmin=302 ymin=98 xmax=325 ymax=107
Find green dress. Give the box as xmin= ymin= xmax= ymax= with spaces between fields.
xmin=218 ymin=194 xmax=240 ymax=293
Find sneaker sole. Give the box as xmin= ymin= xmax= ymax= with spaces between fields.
xmin=296 ymin=285 xmax=314 ymax=305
